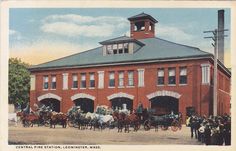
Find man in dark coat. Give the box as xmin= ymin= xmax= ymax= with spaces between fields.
xmin=136 ymin=102 xmax=143 ymax=122
xmin=189 ymin=114 xmax=198 ymax=139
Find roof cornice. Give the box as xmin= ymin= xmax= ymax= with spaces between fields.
xmin=29 ymin=55 xmax=214 ymax=71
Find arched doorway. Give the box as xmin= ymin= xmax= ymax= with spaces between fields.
xmin=150 ymin=96 xmax=179 ymax=115
xmin=110 ymin=98 xmax=133 ymax=111
xmin=40 ymin=98 xmax=61 ymax=112
xmin=73 ymin=98 xmax=94 ymax=113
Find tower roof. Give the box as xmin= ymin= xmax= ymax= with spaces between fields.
xmin=128 ymin=12 xmax=158 ymax=23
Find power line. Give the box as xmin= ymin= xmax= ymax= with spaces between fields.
xmin=203 ymin=29 xmax=228 ymax=116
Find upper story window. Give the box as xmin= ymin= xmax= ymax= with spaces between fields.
xmin=109 ymin=71 xmax=115 ymax=87
xmin=168 ymin=68 xmax=176 ymax=85
xmin=157 ymin=68 xmax=164 ymax=85
xmin=128 ymin=71 xmax=134 ymax=86
xmin=124 ymin=43 xmax=129 ymax=53
xmin=179 ymin=67 xmax=187 ymax=84
xmin=201 ymin=64 xmax=210 ymax=84
xmin=118 ymin=71 xmax=124 ymax=87
xmin=107 ymin=45 xmax=113 ymax=54
xmin=72 ymin=74 xmax=78 ymax=88
xmin=80 ymin=73 xmax=86 ymax=88
xmin=113 ymin=44 xmax=118 ymax=54
xmin=118 ymin=44 xmax=123 ymax=54
xmin=51 ymin=75 xmax=56 ymax=89
xmin=138 ymin=69 xmax=145 ymax=87
xmin=89 ymin=73 xmax=95 ymax=88
xmin=43 ymin=76 xmax=49 ymax=89
xmin=106 ymin=43 xmax=129 ymax=55
xmin=134 ymin=21 xmax=145 ymax=31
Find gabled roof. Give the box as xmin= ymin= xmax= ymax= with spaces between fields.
xmin=128 ymin=12 xmax=158 ymax=23
xmin=99 ymin=36 xmax=145 ymax=46
xmin=30 ymin=37 xmax=212 ymax=71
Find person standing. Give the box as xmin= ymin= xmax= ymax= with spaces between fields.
xmin=136 ymin=102 xmax=143 ymax=122
xmin=189 ymin=114 xmax=198 ymax=139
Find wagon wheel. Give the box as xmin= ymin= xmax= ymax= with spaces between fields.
xmin=144 ymin=120 xmax=151 ymax=131
xmin=68 ymin=120 xmax=74 ymax=127
xmin=178 ymin=119 xmax=182 ymax=130
xmin=44 ymin=120 xmax=50 ymax=127
xmin=171 ymin=120 xmax=179 ymax=132
xmin=137 ymin=123 xmax=141 ymax=130
xmin=24 ymin=120 xmax=31 ymax=127
xmin=178 ymin=122 xmax=182 ymax=130
xmin=161 ymin=125 xmax=168 ymax=131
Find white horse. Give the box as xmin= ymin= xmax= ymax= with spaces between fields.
xmin=8 ymin=113 xmax=17 ymax=126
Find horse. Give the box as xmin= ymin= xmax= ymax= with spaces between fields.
xmin=21 ymin=113 xmax=40 ymax=127
xmin=50 ymin=112 xmax=67 ymax=128
xmin=124 ymin=112 xmax=140 ymax=133
xmin=112 ymin=111 xmax=126 ymax=133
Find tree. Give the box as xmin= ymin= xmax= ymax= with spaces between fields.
xmin=8 ymin=58 xmax=30 ymax=109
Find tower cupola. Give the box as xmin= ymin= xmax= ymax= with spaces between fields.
xmin=128 ymin=12 xmax=158 ymax=39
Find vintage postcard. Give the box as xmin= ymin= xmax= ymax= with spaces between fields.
xmin=1 ymin=0 xmax=236 ymax=151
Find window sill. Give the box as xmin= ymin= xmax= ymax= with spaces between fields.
xmin=118 ymin=86 xmax=125 ymax=88
xmin=168 ymin=84 xmax=176 ymax=86
xmin=80 ymin=88 xmax=86 ymax=90
xmin=179 ymin=84 xmax=187 ymax=86
xmin=71 ymin=88 xmax=78 ymax=90
xmin=202 ymin=83 xmax=210 ymax=85
xmin=89 ymin=87 xmax=95 ymax=89
xmin=43 ymin=89 xmax=49 ymax=91
xmin=157 ymin=85 xmax=165 ymax=87
xmin=50 ymin=89 xmax=56 ymax=90
xmin=126 ymin=86 xmax=135 ymax=88
xmin=108 ymin=87 xmax=115 ymax=89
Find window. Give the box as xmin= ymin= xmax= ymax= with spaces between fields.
xmin=109 ymin=72 xmax=115 ymax=87
xmin=113 ymin=44 xmax=118 ymax=54
xmin=80 ymin=73 xmax=86 ymax=88
xmin=107 ymin=45 xmax=112 ymax=54
xmin=63 ymin=73 xmax=68 ymax=90
xmin=106 ymin=43 xmax=129 ymax=55
xmin=134 ymin=21 xmax=145 ymax=31
xmin=201 ymin=64 xmax=210 ymax=84
xmin=118 ymin=71 xmax=124 ymax=87
xmin=30 ymin=75 xmax=36 ymax=91
xmin=89 ymin=73 xmax=95 ymax=88
xmin=179 ymin=67 xmax=187 ymax=84
xmin=72 ymin=74 xmax=78 ymax=88
xmin=157 ymin=68 xmax=164 ymax=85
xmin=51 ymin=75 xmax=56 ymax=89
xmin=138 ymin=69 xmax=144 ymax=87
xmin=168 ymin=68 xmax=176 ymax=85
xmin=124 ymin=43 xmax=129 ymax=53
xmin=43 ymin=76 xmax=49 ymax=89
xmin=118 ymin=44 xmax=123 ymax=54
xmin=128 ymin=71 xmax=134 ymax=86
xmin=98 ymin=71 xmax=104 ymax=89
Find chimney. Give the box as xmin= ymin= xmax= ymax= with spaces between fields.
xmin=218 ymin=10 xmax=224 ymax=64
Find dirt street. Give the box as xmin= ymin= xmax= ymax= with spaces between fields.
xmin=9 ymin=124 xmax=203 ymax=145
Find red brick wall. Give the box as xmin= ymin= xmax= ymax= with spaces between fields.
xmin=30 ymin=58 xmax=231 ymax=121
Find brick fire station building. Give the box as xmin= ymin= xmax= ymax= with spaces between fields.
xmin=29 ymin=13 xmax=231 ymax=120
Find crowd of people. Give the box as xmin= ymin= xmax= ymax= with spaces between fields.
xmin=187 ymin=113 xmax=231 ymax=145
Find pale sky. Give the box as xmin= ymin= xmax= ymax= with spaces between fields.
xmin=9 ymin=8 xmax=231 ymax=68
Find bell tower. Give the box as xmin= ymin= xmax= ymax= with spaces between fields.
xmin=128 ymin=12 xmax=158 ymax=39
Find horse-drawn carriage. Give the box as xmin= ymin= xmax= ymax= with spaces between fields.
xmin=143 ymin=109 xmax=182 ymax=132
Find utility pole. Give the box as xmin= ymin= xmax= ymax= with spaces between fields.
xmin=204 ymin=29 xmax=228 ymax=116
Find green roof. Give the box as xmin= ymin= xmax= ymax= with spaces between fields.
xmin=99 ymin=36 xmax=145 ymax=46
xmin=30 ymin=37 xmax=211 ymax=71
